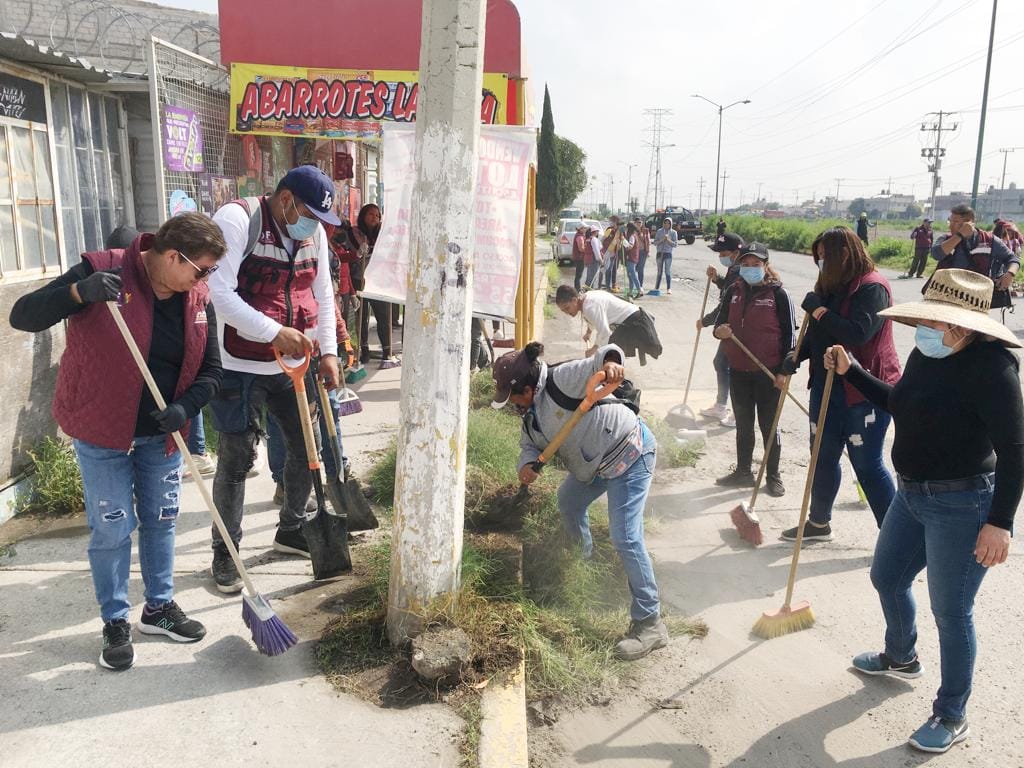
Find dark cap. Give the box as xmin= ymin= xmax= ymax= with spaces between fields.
xmin=280 ymin=166 xmax=342 ymax=226
xmin=739 ymin=242 xmax=770 ymax=261
xmin=491 ymin=350 xmax=534 ymax=408
xmin=709 ymin=232 xmax=744 ymax=252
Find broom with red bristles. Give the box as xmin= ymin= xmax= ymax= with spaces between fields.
xmin=107 ymin=301 xmax=297 ymax=656
xmin=729 ymin=313 xmax=810 ymax=546
xmin=752 ymin=364 xmax=836 ymax=640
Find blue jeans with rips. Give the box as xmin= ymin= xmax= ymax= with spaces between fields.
xmin=75 ymin=435 xmax=182 ymax=623
xmin=713 ymin=343 xmax=731 ymax=407
xmin=808 ymin=381 xmax=895 ymax=527
xmin=655 ymin=253 xmax=673 ymax=290
xmin=625 ymin=260 xmax=641 ymax=294
xmin=556 ymin=424 xmax=660 ymax=621
xmin=870 ymin=479 xmax=995 ymax=721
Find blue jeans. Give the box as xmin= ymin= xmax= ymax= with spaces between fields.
xmin=713 ymin=343 xmax=731 ymax=407
xmin=655 ymin=253 xmax=672 ymax=290
xmin=604 ymin=254 xmax=619 ymax=289
xmin=556 ymin=424 xmax=660 ymax=621
xmin=585 ymin=262 xmax=601 ymax=289
xmin=74 ymin=436 xmax=181 ymax=623
xmin=637 ymin=250 xmax=648 ymax=286
xmin=268 ymin=388 xmax=347 ymax=484
xmin=625 ymin=260 xmax=641 ymax=294
xmin=808 ymin=381 xmax=895 ymax=527
xmin=870 ymin=479 xmax=995 ymax=721
xmin=186 ymin=409 xmax=206 ymax=455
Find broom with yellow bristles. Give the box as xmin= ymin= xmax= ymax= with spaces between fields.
xmin=752 ymin=365 xmax=836 ymax=639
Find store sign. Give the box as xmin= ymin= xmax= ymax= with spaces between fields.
xmin=0 ymin=73 xmax=46 ymax=124
xmin=162 ymin=106 xmax=205 ymax=172
xmin=362 ymin=124 xmax=537 ymax=321
xmin=229 ymin=62 xmax=507 ymax=140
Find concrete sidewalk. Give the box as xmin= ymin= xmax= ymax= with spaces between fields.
xmin=0 ymin=355 xmax=464 ymax=768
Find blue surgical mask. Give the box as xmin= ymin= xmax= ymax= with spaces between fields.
xmin=915 ymin=324 xmax=955 ymax=358
xmin=739 ymin=266 xmax=765 ymax=285
xmin=286 ymin=197 xmax=320 ymax=241
xmin=719 ymin=256 xmax=733 ymax=267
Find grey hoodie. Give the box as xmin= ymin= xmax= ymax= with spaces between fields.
xmin=517 ymin=345 xmax=646 ymax=483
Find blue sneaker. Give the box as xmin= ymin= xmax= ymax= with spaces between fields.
xmin=908 ymin=716 xmax=969 ymax=753
xmin=852 ymin=651 xmax=923 ymax=679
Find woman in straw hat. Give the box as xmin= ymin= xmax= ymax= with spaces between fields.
xmin=825 ymin=268 xmax=1024 ymax=754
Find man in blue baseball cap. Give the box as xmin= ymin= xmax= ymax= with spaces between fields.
xmin=205 ymin=165 xmax=342 ymax=591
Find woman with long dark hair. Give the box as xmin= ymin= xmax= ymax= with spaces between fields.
xmin=354 ymin=203 xmax=400 ymax=369
xmin=780 ymin=226 xmax=900 ymax=541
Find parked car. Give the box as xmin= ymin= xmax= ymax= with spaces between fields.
xmin=644 ymin=207 xmax=703 ymax=244
xmin=551 ymin=218 xmax=601 ymax=265
xmin=557 ymin=207 xmax=583 ymax=221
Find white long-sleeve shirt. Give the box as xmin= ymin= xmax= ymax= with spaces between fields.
xmin=582 ymin=290 xmax=638 ymax=347
xmin=209 ymin=201 xmax=338 ymax=376
xmin=589 ymin=236 xmax=604 ymax=264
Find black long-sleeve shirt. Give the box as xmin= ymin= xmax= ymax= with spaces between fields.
xmin=714 ymin=280 xmax=796 ymax=372
xmin=845 ymin=342 xmax=1024 ymax=529
xmin=794 ymin=282 xmax=889 ymax=385
xmin=9 ymin=261 xmax=222 ymax=437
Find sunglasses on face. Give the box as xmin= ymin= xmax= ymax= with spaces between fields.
xmin=178 ymin=251 xmax=219 ymax=278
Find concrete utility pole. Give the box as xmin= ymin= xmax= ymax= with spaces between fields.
xmin=997 ymin=148 xmax=1020 ymax=218
xmin=720 ymin=170 xmax=729 ymax=212
xmin=970 ymin=0 xmax=998 ymax=209
xmin=386 ymin=0 xmax=486 ymax=646
xmin=697 ymin=177 xmax=706 ymax=214
xmin=833 ymin=178 xmax=843 ymax=216
xmin=921 ymin=111 xmax=958 ymax=219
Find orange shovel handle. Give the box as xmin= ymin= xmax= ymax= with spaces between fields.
xmin=274 ymin=347 xmax=312 ymax=394
xmin=273 ymin=347 xmax=320 ymax=471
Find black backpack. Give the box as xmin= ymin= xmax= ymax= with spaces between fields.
xmin=544 ymin=364 xmax=641 ymax=414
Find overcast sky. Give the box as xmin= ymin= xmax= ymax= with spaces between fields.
xmin=166 ymin=0 xmax=1022 ymax=210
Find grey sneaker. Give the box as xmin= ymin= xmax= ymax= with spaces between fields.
xmin=909 ymin=716 xmax=969 ymax=753
xmin=614 ymin=615 xmax=668 ymax=661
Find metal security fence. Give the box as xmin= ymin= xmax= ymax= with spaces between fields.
xmin=146 ymin=36 xmax=236 ymax=225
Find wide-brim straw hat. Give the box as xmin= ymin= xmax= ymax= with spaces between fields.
xmin=878 ymin=267 xmax=1021 ymax=348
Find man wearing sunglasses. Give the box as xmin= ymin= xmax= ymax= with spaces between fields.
xmin=206 ymin=165 xmax=342 ymax=592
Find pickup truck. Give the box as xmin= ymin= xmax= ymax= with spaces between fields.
xmin=644 ymin=207 xmax=703 ymax=244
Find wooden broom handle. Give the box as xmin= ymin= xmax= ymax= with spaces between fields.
xmin=727 ymin=335 xmax=810 ymax=417
xmin=682 ymin=274 xmax=713 ymax=408
xmin=105 ymin=302 xmax=257 ymax=597
xmin=783 ymin=366 xmax=835 ymax=609
xmin=749 ymin=313 xmax=810 ymax=508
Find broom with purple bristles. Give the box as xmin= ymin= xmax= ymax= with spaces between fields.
xmin=107 ymin=301 xmax=297 ymax=656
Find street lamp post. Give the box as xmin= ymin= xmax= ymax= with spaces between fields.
xmin=620 ymin=161 xmax=637 ymax=214
xmin=692 ymin=94 xmax=751 ymax=215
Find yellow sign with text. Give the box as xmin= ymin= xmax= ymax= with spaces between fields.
xmin=229 ymin=63 xmax=508 ymax=141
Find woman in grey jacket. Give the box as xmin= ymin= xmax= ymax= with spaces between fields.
xmin=491 ymin=342 xmax=665 ymax=660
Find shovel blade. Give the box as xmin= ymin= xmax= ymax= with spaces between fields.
xmin=326 ymin=476 xmax=379 ymax=532
xmin=302 ymin=507 xmax=352 ymax=580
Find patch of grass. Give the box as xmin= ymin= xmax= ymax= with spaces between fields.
xmin=452 ymin=694 xmax=484 ymax=767
xmin=327 ymin=406 xmax=708 ymax=717
xmin=469 ymin=369 xmax=496 ymax=410
xmin=14 ymin=437 xmax=83 ymax=517
xmin=546 ymin=259 xmax=562 ymax=290
xmin=543 ymin=302 xmax=556 ymax=319
xmin=868 ymin=237 xmax=915 ymax=272
xmin=647 ymin=416 xmax=702 ymax=469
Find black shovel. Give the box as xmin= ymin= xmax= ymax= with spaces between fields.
xmin=314 ymin=373 xmax=379 ymax=532
xmin=275 ymin=348 xmax=351 ymax=580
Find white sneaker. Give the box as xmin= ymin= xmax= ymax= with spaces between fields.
xmin=720 ymin=412 xmax=737 ymax=428
xmin=187 ymin=453 xmax=216 ymax=477
xmin=700 ymin=404 xmax=729 ymax=420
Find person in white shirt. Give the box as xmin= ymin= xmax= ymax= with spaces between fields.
xmin=555 ymin=285 xmax=662 ymax=365
xmin=205 ymin=165 xmax=340 ymax=592
xmin=586 ymin=227 xmax=604 ymax=288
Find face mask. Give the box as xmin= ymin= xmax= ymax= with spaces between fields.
xmin=719 ymin=256 xmax=733 ymax=267
xmin=286 ymin=197 xmax=319 ymax=241
xmin=915 ymin=325 xmax=955 ymax=358
xmin=739 ymin=266 xmax=765 ymax=285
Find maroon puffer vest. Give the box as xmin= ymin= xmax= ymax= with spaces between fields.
xmin=839 ymin=270 xmax=901 ymax=405
xmin=723 ymin=281 xmax=784 ymax=372
xmin=223 ymin=195 xmax=320 ymax=362
xmin=52 ymin=234 xmax=210 ymax=453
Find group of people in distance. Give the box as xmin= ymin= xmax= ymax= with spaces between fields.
xmin=497 ymin=207 xmax=1022 ymax=755
xmin=569 ymin=215 xmax=683 ymax=298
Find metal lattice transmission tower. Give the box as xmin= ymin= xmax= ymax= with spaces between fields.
xmin=643 ymin=109 xmax=672 ymax=212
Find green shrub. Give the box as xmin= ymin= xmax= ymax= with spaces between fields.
xmin=17 ymin=437 xmax=84 ymax=516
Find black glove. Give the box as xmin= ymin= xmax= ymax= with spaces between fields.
xmin=801 ymin=291 xmax=823 ymax=313
xmin=779 ymin=353 xmax=800 ymax=376
xmin=151 ymin=403 xmax=187 ymax=434
xmin=76 ymin=270 xmax=122 ymax=304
